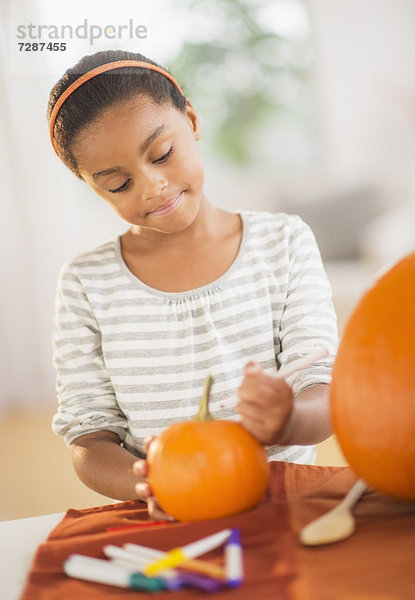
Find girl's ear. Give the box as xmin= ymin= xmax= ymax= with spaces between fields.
xmin=184 ymin=98 xmax=201 ymax=140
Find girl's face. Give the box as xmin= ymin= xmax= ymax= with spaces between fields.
xmin=73 ymin=95 xmax=205 ymax=236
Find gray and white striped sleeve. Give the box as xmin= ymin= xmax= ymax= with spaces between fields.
xmin=51 ymin=261 xmax=128 ymax=445
xmin=277 ymin=216 xmax=338 ymax=395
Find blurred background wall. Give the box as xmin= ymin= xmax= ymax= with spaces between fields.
xmin=1 ymin=0 xmax=415 ymax=519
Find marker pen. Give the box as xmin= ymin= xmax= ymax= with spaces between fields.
xmin=63 ymin=554 xmax=166 ymax=591
xmin=178 ymin=570 xmax=223 ymax=592
xmin=225 ymin=529 xmax=244 ymax=587
xmin=109 ymin=558 xmax=184 ymax=591
xmin=104 ymin=545 xmax=223 ymax=592
xmin=108 ymin=559 xmax=222 ymax=592
xmin=143 ymin=529 xmax=231 ymax=576
xmin=123 ymin=542 xmax=227 ymax=579
xmin=104 ymin=544 xmax=177 ymax=576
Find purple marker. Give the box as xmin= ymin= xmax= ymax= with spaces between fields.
xmin=225 ymin=528 xmax=244 ymax=587
xmin=178 ymin=571 xmax=223 ymax=592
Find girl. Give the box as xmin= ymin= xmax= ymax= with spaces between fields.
xmin=48 ymin=50 xmax=338 ymax=519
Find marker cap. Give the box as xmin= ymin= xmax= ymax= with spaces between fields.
xmin=130 ymin=572 xmax=166 ymax=591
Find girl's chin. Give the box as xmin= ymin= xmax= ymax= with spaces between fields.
xmin=129 ymin=210 xmax=199 ymax=236
xmin=128 ymin=193 xmax=206 ymax=234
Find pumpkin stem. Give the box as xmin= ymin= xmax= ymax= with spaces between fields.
xmin=193 ymin=375 xmax=214 ymax=422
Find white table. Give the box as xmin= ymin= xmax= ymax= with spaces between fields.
xmin=0 ymin=512 xmax=63 ymax=599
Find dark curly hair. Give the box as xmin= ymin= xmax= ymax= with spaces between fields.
xmin=47 ymin=50 xmax=186 ymax=178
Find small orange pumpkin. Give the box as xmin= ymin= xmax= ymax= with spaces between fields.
xmin=147 ymin=376 xmax=270 ymax=521
xmin=330 ymin=252 xmax=415 ymax=500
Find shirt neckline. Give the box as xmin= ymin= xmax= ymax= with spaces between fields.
xmin=114 ymin=210 xmax=249 ymax=299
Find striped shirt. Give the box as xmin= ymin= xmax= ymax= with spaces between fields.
xmin=52 ymin=211 xmax=338 ymax=464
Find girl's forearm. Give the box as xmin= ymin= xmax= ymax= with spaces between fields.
xmin=70 ymin=430 xmax=144 ymax=500
xmin=276 ymin=384 xmax=333 ymax=446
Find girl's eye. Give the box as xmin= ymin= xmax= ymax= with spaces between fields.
xmin=109 ymin=178 xmax=131 ymax=194
xmin=107 ymin=146 xmax=173 ymax=193
xmin=153 ymin=145 xmax=174 ymax=164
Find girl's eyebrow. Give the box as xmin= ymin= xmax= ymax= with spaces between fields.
xmin=140 ymin=124 xmax=165 ymax=155
xmin=92 ymin=124 xmax=165 ymax=180
xmin=93 ymin=167 xmax=122 ymax=180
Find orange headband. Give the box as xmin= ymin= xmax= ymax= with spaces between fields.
xmin=49 ymin=60 xmax=183 ymax=156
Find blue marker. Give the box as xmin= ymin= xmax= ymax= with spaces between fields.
xmin=225 ymin=528 xmax=244 ymax=587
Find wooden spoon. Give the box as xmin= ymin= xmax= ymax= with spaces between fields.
xmin=299 ymin=478 xmax=368 ymax=545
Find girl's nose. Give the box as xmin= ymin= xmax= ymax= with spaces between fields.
xmin=140 ymin=169 xmax=168 ymax=201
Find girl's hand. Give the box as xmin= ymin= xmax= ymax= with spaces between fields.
xmin=133 ymin=436 xmax=175 ymax=521
xmin=237 ymin=362 xmax=294 ymax=446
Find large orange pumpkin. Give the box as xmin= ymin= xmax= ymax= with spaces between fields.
xmin=147 ymin=376 xmax=270 ymax=521
xmin=330 ymin=252 xmax=415 ymax=500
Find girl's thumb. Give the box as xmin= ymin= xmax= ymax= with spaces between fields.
xmin=244 ymin=361 xmax=261 ymax=375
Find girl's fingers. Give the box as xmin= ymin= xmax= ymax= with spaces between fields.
xmin=240 ymin=420 xmax=267 ymax=444
xmin=237 ymin=400 xmax=266 ymax=424
xmin=239 ymin=377 xmax=291 ymax=407
xmin=134 ymin=484 xmax=174 ymax=521
xmin=133 ymin=459 xmax=148 ymax=477
xmin=244 ymin=361 xmax=261 ymax=375
xmin=135 ymin=481 xmax=152 ymax=501
xmin=143 ymin=435 xmax=156 ymax=454
xmin=147 ymin=497 xmax=175 ymax=522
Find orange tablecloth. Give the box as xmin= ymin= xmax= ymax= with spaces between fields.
xmin=20 ymin=462 xmax=415 ymax=600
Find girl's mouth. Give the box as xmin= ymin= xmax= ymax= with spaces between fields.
xmin=148 ymin=192 xmax=183 ymax=217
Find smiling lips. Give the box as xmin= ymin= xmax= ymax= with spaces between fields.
xmin=148 ymin=192 xmax=183 ymax=216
